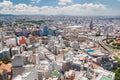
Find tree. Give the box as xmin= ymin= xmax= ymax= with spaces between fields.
xmin=111 ymin=68 xmax=120 ymax=80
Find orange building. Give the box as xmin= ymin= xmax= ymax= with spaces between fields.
xmin=29 ymin=36 xmax=36 ymax=42
xmin=92 ymin=63 xmax=100 ymax=69
xmin=19 ymin=36 xmax=27 ymax=45
xmin=0 ymin=61 xmax=12 ymax=80
xmin=116 ymin=38 xmax=120 ymax=44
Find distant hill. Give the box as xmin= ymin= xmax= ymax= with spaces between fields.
xmin=0 ymin=14 xmax=15 ymax=16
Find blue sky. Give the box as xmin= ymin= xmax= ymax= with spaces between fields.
xmin=0 ymin=0 xmax=120 ymax=16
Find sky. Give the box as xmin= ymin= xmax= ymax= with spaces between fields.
xmin=0 ymin=0 xmax=120 ymax=16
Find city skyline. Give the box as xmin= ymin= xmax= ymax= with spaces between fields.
xmin=0 ymin=0 xmax=120 ymax=16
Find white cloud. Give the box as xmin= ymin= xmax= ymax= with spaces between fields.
xmin=0 ymin=0 xmax=13 ymax=7
xmin=30 ymin=0 xmax=41 ymax=4
xmin=13 ymin=4 xmax=39 ymax=14
xmin=38 ymin=3 xmax=119 ymax=16
xmin=0 ymin=1 xmax=40 ymax=15
xmin=0 ymin=0 xmax=120 ymax=16
xmin=58 ymin=0 xmax=72 ymax=5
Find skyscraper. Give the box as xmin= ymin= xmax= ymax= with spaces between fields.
xmin=104 ymin=27 xmax=109 ymax=41
xmin=104 ymin=27 xmax=109 ymax=35
xmin=89 ymin=20 xmax=93 ymax=30
xmin=42 ymin=25 xmax=48 ymax=36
